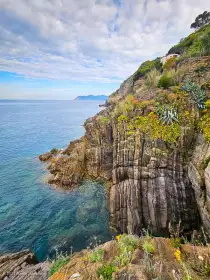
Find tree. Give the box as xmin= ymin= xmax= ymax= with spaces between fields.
xmin=190 ymin=11 xmax=210 ymax=29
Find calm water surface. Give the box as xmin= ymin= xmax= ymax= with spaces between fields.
xmin=0 ymin=100 xmax=111 ymax=261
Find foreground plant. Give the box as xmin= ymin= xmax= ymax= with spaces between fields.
xmin=49 ymin=254 xmax=70 ymax=277
xmin=114 ymin=234 xmax=139 ymax=267
xmin=88 ymin=247 xmax=104 ymax=263
xmin=97 ymin=264 xmax=116 ymax=280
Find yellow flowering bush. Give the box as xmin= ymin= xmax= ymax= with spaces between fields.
xmin=117 ymin=115 xmax=128 ymax=123
xmin=134 ymin=112 xmax=181 ymax=143
xmin=174 ymin=249 xmax=181 ymax=262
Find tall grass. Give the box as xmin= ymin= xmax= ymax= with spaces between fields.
xmin=146 ymin=69 xmax=161 ymax=89
xmin=168 ymin=66 xmax=187 ymax=85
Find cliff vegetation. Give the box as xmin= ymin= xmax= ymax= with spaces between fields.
xmin=48 ymin=234 xmax=210 ymax=280
xmin=38 ymin=21 xmax=210 ymax=280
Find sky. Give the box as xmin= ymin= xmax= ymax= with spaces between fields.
xmin=0 ymin=0 xmax=209 ymax=100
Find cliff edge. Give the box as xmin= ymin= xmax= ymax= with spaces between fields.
xmin=40 ymin=24 xmax=210 ymax=237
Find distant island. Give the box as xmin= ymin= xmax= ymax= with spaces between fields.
xmin=74 ymin=95 xmax=108 ymax=101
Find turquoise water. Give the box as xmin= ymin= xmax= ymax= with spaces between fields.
xmin=0 ymin=100 xmax=111 ymax=261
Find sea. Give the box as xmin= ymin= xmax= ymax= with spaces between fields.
xmin=0 ymin=99 xmax=112 ymax=261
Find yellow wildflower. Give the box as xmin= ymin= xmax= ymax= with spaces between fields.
xmin=116 ymin=235 xmax=121 ymax=242
xmin=174 ymin=249 xmax=181 ymax=262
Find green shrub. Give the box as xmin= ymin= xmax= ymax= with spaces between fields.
xmin=168 ymin=23 xmax=210 ymax=57
xmin=118 ymin=234 xmax=139 ymax=252
xmin=159 ymin=68 xmax=183 ymax=88
xmin=170 ymin=237 xmax=181 ymax=248
xmin=163 ymin=57 xmax=177 ymax=71
xmin=117 ymin=114 xmax=128 ymax=122
xmin=158 ymin=74 xmax=174 ymax=89
xmin=114 ymin=251 xmax=131 ymax=267
xmin=142 ymin=240 xmax=155 ymax=254
xmin=97 ymin=264 xmax=116 ymax=280
xmin=168 ymin=33 xmax=196 ymax=54
xmin=50 ymin=148 xmax=58 ymax=154
xmin=187 ymin=40 xmax=203 ymax=57
xmin=134 ymin=58 xmax=162 ymax=80
xmin=114 ymin=234 xmax=139 ymax=267
xmin=49 ymin=255 xmax=69 ymax=276
xmin=201 ymin=31 xmax=210 ymax=55
xmin=88 ymin=248 xmax=104 ymax=263
xmin=146 ymin=68 xmax=161 ymax=88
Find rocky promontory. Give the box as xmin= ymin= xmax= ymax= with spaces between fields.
xmin=40 ymin=24 xmax=210 ymax=239
xmin=41 ymin=55 xmax=210 ymax=238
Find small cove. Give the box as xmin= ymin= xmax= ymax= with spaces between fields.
xmin=0 ymin=100 xmax=112 ymax=261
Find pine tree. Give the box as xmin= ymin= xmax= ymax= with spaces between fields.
xmin=190 ymin=11 xmax=210 ymax=29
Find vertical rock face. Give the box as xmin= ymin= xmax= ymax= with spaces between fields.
xmin=84 ymin=117 xmax=113 ymax=180
xmin=41 ymin=56 xmax=210 ymax=237
xmin=109 ymin=123 xmax=200 ymax=235
xmin=188 ymin=135 xmax=210 ymax=233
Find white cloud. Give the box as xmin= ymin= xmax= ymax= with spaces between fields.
xmin=0 ymin=0 xmax=209 ymax=86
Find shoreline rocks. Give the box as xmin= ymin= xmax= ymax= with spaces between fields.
xmin=0 ymin=250 xmax=50 ymax=280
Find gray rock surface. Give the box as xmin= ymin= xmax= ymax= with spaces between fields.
xmin=0 ymin=250 xmax=50 ymax=280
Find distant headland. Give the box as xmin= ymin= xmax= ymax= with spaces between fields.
xmin=74 ymin=95 xmax=108 ymax=101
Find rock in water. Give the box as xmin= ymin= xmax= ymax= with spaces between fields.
xmin=0 ymin=250 xmax=50 ymax=280
xmin=39 ymin=152 xmax=52 ymax=162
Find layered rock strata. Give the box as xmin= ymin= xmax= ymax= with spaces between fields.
xmin=0 ymin=250 xmax=50 ymax=280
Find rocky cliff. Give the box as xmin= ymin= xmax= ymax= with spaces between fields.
xmin=40 ymin=55 xmax=210 ymax=238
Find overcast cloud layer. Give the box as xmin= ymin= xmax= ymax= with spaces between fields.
xmin=0 ymin=0 xmax=210 ymax=98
